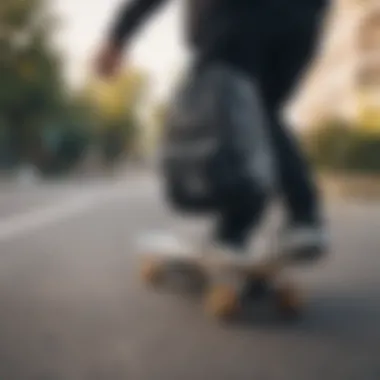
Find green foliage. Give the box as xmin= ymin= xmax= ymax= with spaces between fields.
xmin=81 ymin=68 xmax=150 ymax=163
xmin=0 ymin=0 xmax=149 ymax=174
xmin=0 ymin=0 xmax=67 ymax=168
xmin=305 ymin=120 xmax=380 ymax=174
xmin=0 ymin=0 xmax=63 ymax=112
xmin=37 ymin=105 xmax=93 ymax=175
xmin=97 ymin=117 xmax=137 ymax=165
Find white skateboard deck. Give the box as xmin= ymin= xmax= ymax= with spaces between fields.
xmin=136 ymin=231 xmax=290 ymax=275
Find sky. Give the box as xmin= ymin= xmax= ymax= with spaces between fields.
xmin=52 ymin=0 xmax=189 ymax=100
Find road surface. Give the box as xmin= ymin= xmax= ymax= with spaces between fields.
xmin=0 ymin=172 xmax=379 ymax=380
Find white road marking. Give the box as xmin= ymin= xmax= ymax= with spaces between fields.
xmin=0 ymin=179 xmax=159 ymax=243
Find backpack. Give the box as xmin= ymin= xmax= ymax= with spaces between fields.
xmin=159 ymin=62 xmax=276 ymax=214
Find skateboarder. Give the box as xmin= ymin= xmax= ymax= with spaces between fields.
xmin=96 ymin=0 xmax=329 ymax=260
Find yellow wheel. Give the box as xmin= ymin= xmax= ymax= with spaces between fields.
xmin=204 ymin=285 xmax=240 ymax=320
xmin=274 ymin=283 xmax=302 ymax=319
xmin=139 ymin=257 xmax=164 ymax=286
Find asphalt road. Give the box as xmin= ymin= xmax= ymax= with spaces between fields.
xmin=0 ymin=172 xmax=379 ymax=380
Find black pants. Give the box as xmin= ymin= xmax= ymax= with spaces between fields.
xmin=201 ymin=5 xmax=326 ymax=247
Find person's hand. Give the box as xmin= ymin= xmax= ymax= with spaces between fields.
xmin=95 ymin=42 xmax=124 ymax=78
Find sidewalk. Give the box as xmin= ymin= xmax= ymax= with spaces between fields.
xmin=320 ymin=173 xmax=380 ymax=200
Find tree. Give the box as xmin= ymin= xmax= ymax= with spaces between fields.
xmin=0 ymin=0 xmax=65 ymax=165
xmin=80 ymin=67 xmax=150 ymax=164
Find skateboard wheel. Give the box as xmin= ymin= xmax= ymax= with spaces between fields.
xmin=140 ymin=258 xmax=164 ymax=286
xmin=274 ymin=283 xmax=302 ymax=319
xmin=204 ymin=285 xmax=240 ymax=320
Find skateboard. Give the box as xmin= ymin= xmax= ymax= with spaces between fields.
xmin=136 ymin=232 xmax=302 ymax=321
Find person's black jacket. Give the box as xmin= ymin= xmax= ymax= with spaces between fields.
xmin=109 ymin=0 xmax=328 ymax=52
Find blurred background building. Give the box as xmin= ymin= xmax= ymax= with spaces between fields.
xmin=292 ymin=0 xmax=380 ymax=130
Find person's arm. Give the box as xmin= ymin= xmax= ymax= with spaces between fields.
xmin=108 ymin=0 xmax=168 ymax=49
xmin=97 ymin=0 xmax=168 ymax=77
